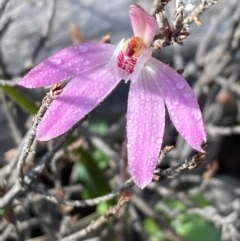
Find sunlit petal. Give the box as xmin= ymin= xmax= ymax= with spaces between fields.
xmin=148 ymin=58 xmax=206 ymax=152
xmin=36 ymin=66 xmax=121 ymax=140
xmin=127 ymin=67 xmax=165 ymax=189
xmin=129 ymin=4 xmax=158 ymax=47
xmin=19 ymin=43 xmax=115 ymax=88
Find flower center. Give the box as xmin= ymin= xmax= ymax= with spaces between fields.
xmin=117 ymin=37 xmax=147 ymax=74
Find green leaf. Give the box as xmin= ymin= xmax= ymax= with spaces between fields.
xmin=144 ymin=219 xmax=165 ymax=241
xmin=155 ymin=196 xmax=220 ymax=241
xmin=144 ymin=218 xmax=160 ymax=235
xmin=1 ymin=86 xmax=38 ymax=114
xmin=92 ymin=149 xmax=109 ymax=170
xmin=171 ymin=214 xmax=221 ymax=241
xmin=0 ymin=209 xmax=4 ymax=216
xmin=96 ymin=202 xmax=110 ymax=215
xmin=77 ymin=148 xmax=111 ymax=199
xmin=155 ymin=198 xmax=186 ymax=213
xmin=89 ymin=119 xmax=108 ymax=135
xmin=189 ymin=190 xmax=211 ymax=207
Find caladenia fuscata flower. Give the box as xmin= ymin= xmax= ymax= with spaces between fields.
xmin=19 ymin=4 xmax=206 ymax=189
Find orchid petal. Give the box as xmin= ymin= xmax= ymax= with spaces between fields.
xmin=148 ymin=58 xmax=206 ymax=152
xmin=36 ymin=66 xmax=121 ymax=140
xmin=127 ymin=67 xmax=165 ymax=189
xmin=19 ymin=43 xmax=115 ymax=88
xmin=129 ymin=4 xmax=158 ymax=47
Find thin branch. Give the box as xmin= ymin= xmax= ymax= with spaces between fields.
xmin=183 ymin=0 xmax=219 ymax=28
xmin=27 ymin=149 xmax=206 ymax=208
xmin=17 ymin=93 xmax=53 ymax=187
xmin=151 ymin=0 xmax=172 ymax=15
xmin=0 ymin=183 xmax=21 ymax=208
xmin=58 ymin=197 xmax=130 ymax=241
xmin=207 ymin=125 xmax=240 ymax=136
xmin=132 ymin=194 xmax=188 ymax=241
xmin=154 ymin=151 xmax=206 ymax=176
xmin=24 ymin=123 xmax=80 ymax=187
xmin=0 ymin=78 xmax=20 ymax=86
xmin=195 ymin=0 xmax=238 ymax=65
xmin=157 ymin=145 xmax=174 ymax=167
xmin=29 ymin=179 xmax=134 ymax=207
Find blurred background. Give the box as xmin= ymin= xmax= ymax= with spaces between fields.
xmin=0 ymin=0 xmax=240 ymax=240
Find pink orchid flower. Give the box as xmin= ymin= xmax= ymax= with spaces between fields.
xmin=19 ymin=4 xmax=206 ymax=189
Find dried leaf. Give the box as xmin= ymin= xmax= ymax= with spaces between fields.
xmin=69 ymin=22 xmax=84 ymax=44
xmin=100 ymin=33 xmax=111 ymax=43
